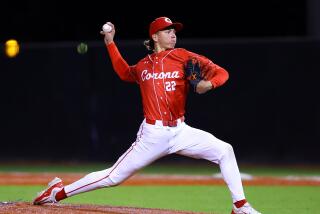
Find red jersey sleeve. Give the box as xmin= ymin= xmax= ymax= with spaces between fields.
xmin=106 ymin=42 xmax=137 ymax=82
xmin=200 ymin=58 xmax=229 ymax=89
xmin=184 ymin=50 xmax=229 ymax=89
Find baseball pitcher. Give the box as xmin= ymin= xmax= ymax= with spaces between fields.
xmin=33 ymin=17 xmax=261 ymax=214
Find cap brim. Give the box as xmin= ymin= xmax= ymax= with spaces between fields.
xmin=159 ymin=22 xmax=183 ymax=33
xmin=172 ymin=22 xmax=183 ymax=32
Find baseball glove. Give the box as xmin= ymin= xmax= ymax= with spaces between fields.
xmin=185 ymin=58 xmax=202 ymax=91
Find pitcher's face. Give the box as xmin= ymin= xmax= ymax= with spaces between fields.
xmin=155 ymin=28 xmax=177 ymax=50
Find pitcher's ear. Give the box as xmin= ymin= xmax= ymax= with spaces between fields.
xmin=151 ymin=33 xmax=158 ymax=42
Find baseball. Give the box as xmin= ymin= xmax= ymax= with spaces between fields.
xmin=102 ymin=24 xmax=112 ymax=33
xmin=77 ymin=42 xmax=88 ymax=54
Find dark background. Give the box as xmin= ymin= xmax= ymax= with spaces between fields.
xmin=1 ymin=0 xmax=319 ymax=164
xmin=0 ymin=1 xmax=309 ymax=41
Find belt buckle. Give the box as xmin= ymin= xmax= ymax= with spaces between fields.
xmin=167 ymin=120 xmax=177 ymax=127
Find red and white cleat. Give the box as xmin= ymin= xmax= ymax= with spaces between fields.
xmin=231 ymin=202 xmax=262 ymax=214
xmin=33 ymin=177 xmax=64 ymax=205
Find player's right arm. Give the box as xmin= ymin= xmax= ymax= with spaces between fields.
xmin=101 ymin=22 xmax=137 ymax=82
xmin=106 ymin=42 xmax=137 ymax=82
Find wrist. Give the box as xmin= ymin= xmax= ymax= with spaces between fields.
xmin=206 ymin=80 xmax=213 ymax=90
xmin=105 ymin=39 xmax=114 ymax=45
xmin=209 ymin=80 xmax=216 ymax=89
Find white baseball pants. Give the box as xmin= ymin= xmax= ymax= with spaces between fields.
xmin=64 ymin=119 xmax=245 ymax=202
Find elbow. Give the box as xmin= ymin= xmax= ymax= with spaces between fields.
xmin=218 ymin=68 xmax=229 ymax=85
xmin=118 ymin=75 xmax=128 ymax=81
xmin=224 ymin=70 xmax=229 ymax=83
xmin=115 ymin=67 xmax=133 ymax=82
xmin=210 ymin=69 xmax=229 ymax=89
xmin=211 ymin=69 xmax=229 ymax=88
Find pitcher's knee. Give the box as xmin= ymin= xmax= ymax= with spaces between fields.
xmin=96 ymin=176 xmax=119 ymax=187
xmin=104 ymin=177 xmax=121 ymax=187
xmin=221 ymin=143 xmax=234 ymax=158
xmin=226 ymin=143 xmax=234 ymax=152
xmin=103 ymin=172 xmax=130 ymax=187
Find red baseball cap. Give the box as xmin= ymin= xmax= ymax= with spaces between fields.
xmin=149 ymin=17 xmax=183 ymax=38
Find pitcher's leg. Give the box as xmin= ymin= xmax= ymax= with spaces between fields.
xmin=64 ymin=141 xmax=138 ymax=197
xmin=65 ymin=136 xmax=168 ymax=197
xmin=174 ymin=125 xmax=245 ymax=202
xmin=218 ymin=142 xmax=245 ymax=202
xmin=33 ymin=122 xmax=173 ymax=205
xmin=64 ymin=168 xmax=112 ymax=197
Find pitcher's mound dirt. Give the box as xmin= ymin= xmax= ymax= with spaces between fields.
xmin=0 ymin=202 xmax=207 ymax=214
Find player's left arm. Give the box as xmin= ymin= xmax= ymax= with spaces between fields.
xmin=196 ymin=57 xmax=229 ymax=94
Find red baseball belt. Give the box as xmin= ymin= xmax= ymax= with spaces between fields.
xmin=146 ymin=116 xmax=185 ymax=127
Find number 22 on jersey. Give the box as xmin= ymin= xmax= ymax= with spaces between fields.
xmin=165 ymin=81 xmax=176 ymax=91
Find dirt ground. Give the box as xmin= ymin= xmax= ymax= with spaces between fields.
xmin=0 ymin=172 xmax=319 ymax=213
xmin=0 ymin=202 xmax=204 ymax=214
